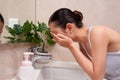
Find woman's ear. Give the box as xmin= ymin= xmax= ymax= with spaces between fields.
xmin=65 ymin=23 xmax=73 ymax=35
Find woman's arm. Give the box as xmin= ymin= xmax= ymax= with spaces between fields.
xmin=51 ymin=29 xmax=109 ymax=80
xmin=70 ymin=28 xmax=108 ymax=80
xmin=89 ymin=28 xmax=108 ymax=79
xmin=79 ymin=43 xmax=91 ymax=60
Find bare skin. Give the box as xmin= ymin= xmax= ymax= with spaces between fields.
xmin=49 ymin=22 xmax=120 ymax=80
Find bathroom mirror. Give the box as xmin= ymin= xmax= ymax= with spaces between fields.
xmin=0 ymin=0 xmax=120 ymax=43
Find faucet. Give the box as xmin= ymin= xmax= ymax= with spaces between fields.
xmin=28 ymin=46 xmax=52 ymax=68
xmin=32 ymin=52 xmax=52 ymax=68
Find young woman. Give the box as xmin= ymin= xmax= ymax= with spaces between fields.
xmin=48 ymin=8 xmax=120 ymax=80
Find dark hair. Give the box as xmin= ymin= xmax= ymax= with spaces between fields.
xmin=48 ymin=8 xmax=83 ymax=29
xmin=0 ymin=13 xmax=4 ymax=24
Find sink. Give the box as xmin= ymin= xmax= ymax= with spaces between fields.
xmin=36 ymin=67 xmax=90 ymax=80
xmin=35 ymin=61 xmax=90 ymax=80
xmin=18 ymin=61 xmax=107 ymax=80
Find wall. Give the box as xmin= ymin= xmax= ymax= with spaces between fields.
xmin=36 ymin=0 xmax=120 ymax=32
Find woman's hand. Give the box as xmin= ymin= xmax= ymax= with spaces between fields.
xmin=51 ymin=32 xmax=74 ymax=48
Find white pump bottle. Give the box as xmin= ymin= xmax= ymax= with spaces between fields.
xmin=18 ymin=52 xmax=35 ymax=80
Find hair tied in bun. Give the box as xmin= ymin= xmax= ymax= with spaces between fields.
xmin=73 ymin=10 xmax=83 ymax=22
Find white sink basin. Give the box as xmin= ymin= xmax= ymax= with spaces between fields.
xmin=37 ymin=67 xmax=90 ymax=80
xmin=18 ymin=61 xmax=107 ymax=80
xmin=35 ymin=61 xmax=90 ymax=80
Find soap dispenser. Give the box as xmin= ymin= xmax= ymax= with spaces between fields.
xmin=18 ymin=52 xmax=35 ymax=80
xmin=21 ymin=52 xmax=34 ymax=66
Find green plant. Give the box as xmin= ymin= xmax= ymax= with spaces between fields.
xmin=4 ymin=20 xmax=55 ymax=52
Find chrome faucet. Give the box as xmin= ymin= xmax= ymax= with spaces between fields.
xmin=32 ymin=52 xmax=52 ymax=68
xmin=28 ymin=46 xmax=52 ymax=68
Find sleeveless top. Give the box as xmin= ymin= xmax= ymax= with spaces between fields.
xmin=81 ymin=27 xmax=120 ymax=80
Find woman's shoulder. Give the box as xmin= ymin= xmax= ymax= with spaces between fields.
xmin=90 ymin=26 xmax=108 ymax=35
xmin=90 ymin=25 xmax=120 ymax=41
xmin=91 ymin=25 xmax=110 ymax=31
xmin=91 ymin=25 xmax=118 ymax=34
xmin=89 ymin=26 xmax=112 ymax=43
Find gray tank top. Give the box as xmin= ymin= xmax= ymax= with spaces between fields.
xmin=81 ymin=27 xmax=120 ymax=80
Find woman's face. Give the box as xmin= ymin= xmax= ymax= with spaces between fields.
xmin=49 ymin=22 xmax=77 ymax=41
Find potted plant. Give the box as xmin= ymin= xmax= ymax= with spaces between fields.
xmin=4 ymin=20 xmax=55 ymax=53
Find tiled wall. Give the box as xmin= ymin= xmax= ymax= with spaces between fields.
xmin=48 ymin=43 xmax=76 ymax=62
xmin=36 ymin=0 xmax=120 ymax=32
xmin=0 ymin=43 xmax=76 ymax=62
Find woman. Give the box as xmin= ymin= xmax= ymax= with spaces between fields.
xmin=48 ymin=8 xmax=120 ymax=80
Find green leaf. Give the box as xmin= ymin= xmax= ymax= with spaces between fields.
xmin=13 ymin=24 xmax=22 ymax=35
xmin=22 ymin=20 xmax=32 ymax=34
xmin=5 ymin=26 xmax=16 ymax=36
xmin=4 ymin=36 xmax=16 ymax=43
xmin=38 ymin=22 xmax=48 ymax=32
xmin=47 ymin=39 xmax=56 ymax=45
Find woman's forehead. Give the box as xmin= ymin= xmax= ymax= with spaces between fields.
xmin=49 ymin=22 xmax=65 ymax=33
xmin=49 ymin=22 xmax=58 ymax=29
xmin=50 ymin=27 xmax=61 ymax=32
xmin=49 ymin=22 xmax=57 ymax=27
